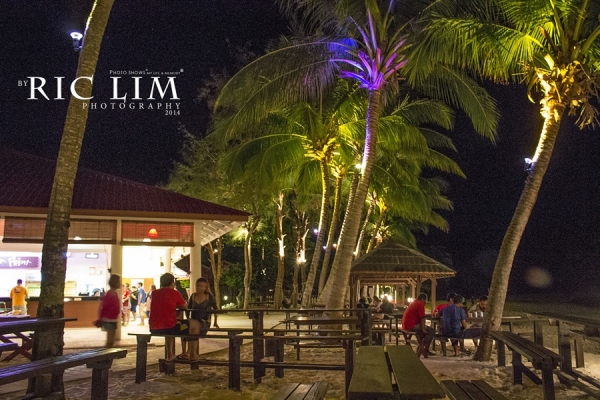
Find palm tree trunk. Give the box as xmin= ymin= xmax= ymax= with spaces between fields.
xmin=205 ymin=239 xmax=223 ymax=308
xmin=242 ymin=217 xmax=260 ymax=310
xmin=292 ymin=210 xmax=308 ymax=308
xmin=274 ymin=192 xmax=285 ymax=310
xmin=318 ymin=174 xmax=344 ymax=294
xmin=474 ymin=101 xmax=566 ymax=361
xmin=354 ymin=198 xmax=374 ymax=258
xmin=31 ymin=0 xmax=113 ymax=394
xmin=301 ymin=158 xmax=331 ymax=307
xmin=367 ymin=209 xmax=386 ymax=253
xmin=322 ymin=89 xmax=382 ymax=310
xmin=316 ymin=171 xmax=360 ymax=304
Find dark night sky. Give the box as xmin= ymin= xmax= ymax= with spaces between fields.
xmin=1 ymin=1 xmax=599 ymax=297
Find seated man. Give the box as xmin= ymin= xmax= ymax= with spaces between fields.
xmin=439 ymin=293 xmax=481 ymax=356
xmin=378 ymin=296 xmax=395 ymax=315
xmin=149 ymin=273 xmax=193 ymax=363
xmin=402 ymin=293 xmax=435 ymax=358
xmin=433 ymin=292 xmax=456 ymax=318
xmin=468 ymin=295 xmax=488 ymax=346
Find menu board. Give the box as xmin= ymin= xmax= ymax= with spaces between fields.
xmin=0 ymin=256 xmax=40 ymax=269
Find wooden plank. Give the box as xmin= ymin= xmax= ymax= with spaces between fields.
xmin=555 ymin=371 xmax=600 ymax=398
xmin=440 ymin=381 xmax=471 ymax=400
xmin=456 ymin=380 xmax=490 ymax=400
xmin=471 ymin=380 xmax=509 ymax=400
xmin=287 ymin=383 xmax=313 ymax=400
xmin=272 ymin=383 xmax=301 ymax=400
xmin=305 ymin=381 xmax=330 ymax=400
xmin=386 ymin=345 xmax=445 ymax=399
xmin=348 ymin=346 xmax=393 ymax=400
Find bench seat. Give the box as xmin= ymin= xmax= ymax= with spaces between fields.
xmin=491 ymin=331 xmax=561 ymax=400
xmin=442 ymin=380 xmax=508 ymax=400
xmin=0 ymin=348 xmax=126 ymax=400
xmin=348 ymin=346 xmax=394 ymax=399
xmin=272 ymin=381 xmax=330 ymax=400
xmin=0 ymin=342 xmax=18 ymax=355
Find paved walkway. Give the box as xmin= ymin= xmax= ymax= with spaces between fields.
xmin=0 ymin=311 xmax=287 ymax=396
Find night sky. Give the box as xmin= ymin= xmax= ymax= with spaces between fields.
xmin=1 ymin=1 xmax=599 ymax=299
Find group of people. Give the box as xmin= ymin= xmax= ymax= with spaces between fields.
xmin=402 ymin=293 xmax=488 ymax=358
xmin=120 ymin=282 xmax=151 ymax=326
xmin=357 ymin=295 xmax=395 ymax=315
xmin=96 ymin=273 xmax=220 ymax=360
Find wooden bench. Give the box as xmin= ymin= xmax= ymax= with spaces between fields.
xmin=387 ymin=345 xmax=446 ymax=399
xmin=491 ymin=331 xmax=562 ymax=400
xmin=441 ymin=380 xmax=508 ymax=400
xmin=348 ymin=346 xmax=393 ymax=399
xmin=0 ymin=348 xmax=127 ymax=400
xmin=272 ymin=381 xmax=330 ymax=399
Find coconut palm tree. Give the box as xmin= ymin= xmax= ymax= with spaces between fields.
xmin=32 ymin=0 xmax=114 ymax=394
xmin=416 ymin=0 xmax=600 ymax=360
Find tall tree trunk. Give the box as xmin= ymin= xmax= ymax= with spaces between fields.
xmin=474 ymin=101 xmax=565 ymax=361
xmin=242 ymin=217 xmax=260 ymax=310
xmin=292 ymin=210 xmax=308 ymax=309
xmin=354 ymin=198 xmax=375 ymax=258
xmin=205 ymin=238 xmax=223 ymax=308
xmin=274 ymin=192 xmax=285 ymax=310
xmin=31 ymin=0 xmax=113 ymax=395
xmin=366 ymin=208 xmax=386 ymax=253
xmin=322 ymin=89 xmax=382 ymax=310
xmin=301 ymin=158 xmax=331 ymax=307
xmin=316 ymin=171 xmax=359 ymax=305
xmin=318 ymin=174 xmax=344 ymax=294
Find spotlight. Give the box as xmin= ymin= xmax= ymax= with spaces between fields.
xmin=70 ymin=32 xmax=83 ymax=51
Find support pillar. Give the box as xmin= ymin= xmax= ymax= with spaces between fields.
xmin=111 ymin=220 xmax=123 ymax=341
xmin=401 ymin=284 xmax=406 ymax=305
xmin=189 ymin=223 xmax=202 ymax=287
xmin=430 ymin=278 xmax=437 ymax=314
xmin=163 ymin=248 xmax=172 ymax=274
xmin=416 ymin=277 xmax=422 ymax=297
xmin=410 ymin=283 xmax=415 ymax=300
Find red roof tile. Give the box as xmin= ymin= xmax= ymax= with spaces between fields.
xmin=0 ymin=147 xmax=249 ymax=221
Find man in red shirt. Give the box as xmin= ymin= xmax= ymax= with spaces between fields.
xmin=150 ymin=273 xmax=189 ymax=362
xmin=402 ymin=293 xmax=434 ymax=358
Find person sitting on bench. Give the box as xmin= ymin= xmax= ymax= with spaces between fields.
xmin=439 ymin=293 xmax=481 ymax=356
xmin=402 ymin=293 xmax=435 ymax=358
xmin=433 ymin=292 xmax=456 ymax=318
xmin=149 ymin=273 xmax=192 ymax=363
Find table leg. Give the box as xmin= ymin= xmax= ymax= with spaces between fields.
xmin=135 ymin=335 xmax=151 ymax=384
xmin=88 ymin=359 xmax=113 ymax=400
xmin=345 ymin=339 xmax=355 ymax=399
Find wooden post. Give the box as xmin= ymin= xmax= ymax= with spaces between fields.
xmin=274 ymin=331 xmax=285 ymax=378
xmin=533 ymin=320 xmax=544 ymax=346
xmin=416 ymin=277 xmax=422 ymax=297
xmin=358 ymin=309 xmax=372 ymax=346
xmin=249 ymin=311 xmax=265 ymax=382
xmin=228 ymin=336 xmax=242 ymax=391
xmin=574 ymin=338 xmax=585 ymax=368
xmin=511 ymin=351 xmax=523 ymax=385
xmin=401 ymin=284 xmax=406 ymax=305
xmin=89 ymin=359 xmax=113 ymax=400
xmin=430 ymin=278 xmax=437 ymax=313
xmin=135 ymin=335 xmax=151 ymax=384
xmin=558 ymin=321 xmax=572 ymax=373
xmin=410 ymin=283 xmax=415 ymax=300
xmin=345 ymin=339 xmax=355 ymax=399
xmin=497 ymin=341 xmax=506 ymax=367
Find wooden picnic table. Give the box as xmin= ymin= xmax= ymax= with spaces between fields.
xmin=0 ymin=317 xmax=76 ymax=361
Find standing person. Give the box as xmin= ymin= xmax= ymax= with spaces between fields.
xmin=179 ymin=278 xmax=220 ymax=361
xmin=121 ymin=283 xmax=130 ymax=326
xmin=10 ymin=279 xmax=28 ymax=315
xmin=96 ymin=274 xmax=121 ymax=347
xmin=402 ymin=293 xmax=435 ymax=358
xmin=145 ymin=284 xmax=156 ymax=320
xmin=149 ymin=273 xmax=191 ymax=363
xmin=130 ymin=285 xmax=139 ymax=322
xmin=137 ymin=282 xmax=147 ymax=326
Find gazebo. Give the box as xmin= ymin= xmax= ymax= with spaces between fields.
xmin=350 ymin=241 xmax=456 ymax=309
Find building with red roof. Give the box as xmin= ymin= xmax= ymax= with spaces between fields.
xmin=0 ymin=148 xmax=248 ymax=328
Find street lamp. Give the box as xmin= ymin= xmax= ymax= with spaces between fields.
xmin=70 ymin=32 xmax=83 ymax=51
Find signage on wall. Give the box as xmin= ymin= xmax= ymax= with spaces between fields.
xmin=0 ymin=256 xmax=40 ymax=269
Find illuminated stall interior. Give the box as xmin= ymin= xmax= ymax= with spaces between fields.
xmin=0 ymin=147 xmax=248 ymax=326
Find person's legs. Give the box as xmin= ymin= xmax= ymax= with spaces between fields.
xmin=165 ymin=337 xmax=175 ymax=361
xmin=106 ymin=329 xmax=116 ymax=347
xmin=419 ymin=326 xmax=435 ymax=358
xmin=139 ymin=304 xmax=145 ymax=325
xmin=188 ymin=319 xmax=200 ymax=361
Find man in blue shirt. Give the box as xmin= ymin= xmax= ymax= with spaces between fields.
xmin=439 ymin=293 xmax=481 ymax=356
xmin=137 ymin=282 xmax=147 ymax=326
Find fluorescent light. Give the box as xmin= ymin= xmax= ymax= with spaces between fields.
xmin=74 ymin=236 xmax=82 ymax=241
xmin=85 ymin=253 xmax=99 ymax=259
xmin=142 ymin=238 xmax=151 ymax=243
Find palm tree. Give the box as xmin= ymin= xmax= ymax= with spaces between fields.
xmin=32 ymin=0 xmax=114 ymax=394
xmin=417 ymin=0 xmax=600 ymax=360
xmin=216 ymin=0 xmax=498 ymax=310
